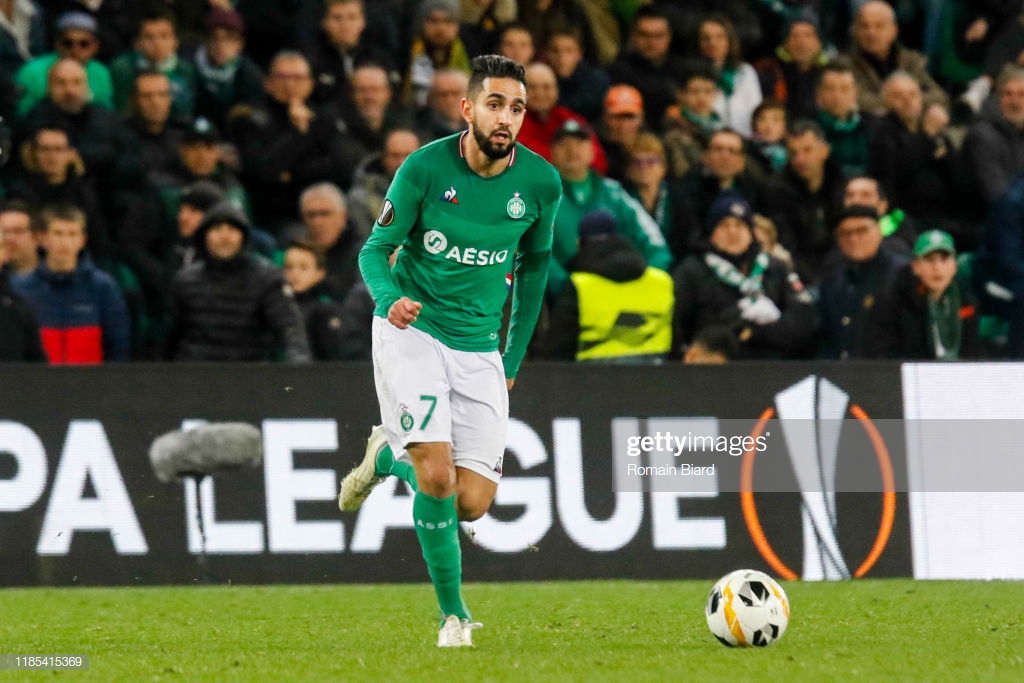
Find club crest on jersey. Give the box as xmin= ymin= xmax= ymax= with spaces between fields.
xmin=440 ymin=186 xmax=458 ymax=203
xmin=377 ymin=199 xmax=394 ymax=226
xmin=399 ymin=404 xmax=414 ymax=432
xmin=506 ymin=191 xmax=526 ymax=219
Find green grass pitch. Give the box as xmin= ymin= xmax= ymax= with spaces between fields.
xmin=1 ymin=579 xmax=1022 ymax=682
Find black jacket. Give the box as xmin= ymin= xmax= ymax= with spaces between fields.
xmin=166 ymin=203 xmax=311 ymax=362
xmin=671 ymin=245 xmax=819 ymax=359
xmin=0 ymin=270 xmax=46 ymax=362
xmin=294 ymin=281 xmax=345 ymax=361
xmin=230 ymin=97 xmax=366 ymax=230
xmin=322 ymin=225 xmax=366 ymax=303
xmin=864 ymin=264 xmax=981 ymax=360
xmin=606 ymin=50 xmax=691 ymax=132
xmin=817 ymin=248 xmax=908 ymax=359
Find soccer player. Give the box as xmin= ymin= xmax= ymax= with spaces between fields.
xmin=338 ymin=54 xmax=562 ymax=647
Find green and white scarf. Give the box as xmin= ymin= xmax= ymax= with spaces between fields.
xmin=704 ymin=251 xmax=770 ymax=295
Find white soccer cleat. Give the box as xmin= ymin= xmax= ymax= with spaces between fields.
xmin=338 ymin=425 xmax=388 ymax=512
xmin=437 ymin=615 xmax=481 ymax=647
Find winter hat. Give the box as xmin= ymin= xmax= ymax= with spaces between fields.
xmin=604 ymin=85 xmax=644 ymax=116
xmin=205 ymin=8 xmax=245 ymax=35
xmin=706 ymin=191 xmax=753 ymax=234
xmin=783 ymin=8 xmax=821 ymax=41
xmin=418 ymin=0 xmax=460 ymax=27
xmin=194 ymin=200 xmax=251 ymax=247
xmin=578 ymin=209 xmax=618 ymax=242
xmin=836 ymin=204 xmax=879 ymax=223
xmin=179 ymin=180 xmax=224 ymax=212
xmin=55 ymin=11 xmax=98 ymax=35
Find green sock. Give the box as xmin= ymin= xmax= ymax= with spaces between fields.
xmin=373 ymin=444 xmax=394 ymax=477
xmin=374 ymin=445 xmax=419 ymax=492
xmin=413 ymin=492 xmax=469 ymax=620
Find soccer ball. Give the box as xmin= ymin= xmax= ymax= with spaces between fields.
xmin=705 ymin=569 xmax=790 ymax=647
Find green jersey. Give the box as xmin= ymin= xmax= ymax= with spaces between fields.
xmin=359 ymin=132 xmax=562 ymax=369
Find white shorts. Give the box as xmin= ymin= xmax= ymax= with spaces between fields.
xmin=371 ymin=316 xmax=508 ymax=483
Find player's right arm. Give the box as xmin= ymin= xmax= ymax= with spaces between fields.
xmin=358 ymin=157 xmax=429 ymax=320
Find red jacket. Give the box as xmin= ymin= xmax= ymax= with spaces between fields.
xmin=517 ymin=105 xmax=608 ymax=175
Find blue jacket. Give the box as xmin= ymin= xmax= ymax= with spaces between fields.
xmin=12 ymin=259 xmax=131 ymax=363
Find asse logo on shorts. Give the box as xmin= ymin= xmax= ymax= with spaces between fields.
xmin=423 ymin=230 xmax=448 ymax=254
xmin=399 ymin=404 xmax=415 ymax=431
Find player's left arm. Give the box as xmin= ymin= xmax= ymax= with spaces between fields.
xmin=503 ymin=184 xmax=563 ymax=384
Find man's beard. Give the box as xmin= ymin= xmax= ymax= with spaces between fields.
xmin=472 ymin=124 xmax=515 ymax=160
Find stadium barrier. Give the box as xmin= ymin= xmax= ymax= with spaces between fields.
xmin=0 ymin=361 xmax=1018 ymax=586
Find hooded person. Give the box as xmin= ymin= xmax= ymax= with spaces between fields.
xmin=541 ymin=209 xmax=674 ymax=362
xmin=671 ymin=191 xmax=818 ymax=358
xmin=165 ymin=200 xmax=311 ymax=362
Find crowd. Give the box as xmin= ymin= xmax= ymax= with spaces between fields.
xmin=1 ymin=0 xmax=1023 ymax=365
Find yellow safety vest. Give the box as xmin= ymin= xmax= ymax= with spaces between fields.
xmin=571 ymin=267 xmax=674 ymax=361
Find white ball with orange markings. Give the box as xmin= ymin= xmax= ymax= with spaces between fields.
xmin=706 ymin=569 xmax=790 ymax=647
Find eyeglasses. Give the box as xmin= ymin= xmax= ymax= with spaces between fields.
xmin=60 ymin=37 xmax=95 ymax=49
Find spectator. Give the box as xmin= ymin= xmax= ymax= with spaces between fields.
xmin=341 ymin=62 xmax=412 ymax=155
xmin=683 ymin=324 xmax=737 ymax=364
xmin=169 ymin=179 xmax=223 ymax=272
xmin=5 ymin=124 xmax=108 ymax=264
xmin=11 ymin=203 xmax=130 ymax=364
xmin=0 ymin=200 xmax=40 ymax=276
xmin=291 ymin=182 xmax=364 ymax=302
xmin=661 ymin=65 xmax=723 ymax=179
xmin=459 ymin=0 xmax=517 ymax=58
xmin=866 ymin=230 xmax=980 ymax=360
xmin=672 ymin=128 xmax=764 ymax=260
xmin=0 ymin=0 xmax=44 ymax=79
xmin=334 ymin=275 xmax=376 ymax=361
xmin=166 ymin=200 xmax=310 ymax=362
xmin=747 ymin=99 xmax=789 ymax=176
xmin=671 ymin=191 xmax=818 ymax=359
xmin=817 ymin=204 xmax=908 ymax=359
xmin=42 ymin=0 xmax=139 ymax=63
xmin=753 ymin=213 xmax=793 ymax=268
xmin=842 ymin=175 xmax=916 ymax=257
xmin=0 ymin=222 xmax=45 ymax=361
xmin=847 ymin=0 xmax=948 ymax=117
xmin=124 ymin=71 xmax=187 ymax=173
xmin=517 ymin=0 xmax=599 ymax=67
xmin=191 ymin=7 xmax=264 ymax=131
xmin=413 ymin=67 xmax=469 ymax=141
xmin=230 ymin=50 xmax=365 ymax=233
xmin=868 ymin=73 xmax=964 ymax=246
xmin=517 ymin=62 xmax=607 ymax=174
xmin=547 ymin=118 xmax=671 ymax=298
xmin=307 ymin=0 xmax=398 ymax=109
xmin=150 ymin=117 xmax=250 ymax=232
xmin=815 ymin=58 xmax=876 ymax=178
xmin=21 ymin=58 xmax=142 ymax=200
xmin=697 ymin=13 xmax=763 ymax=137
xmin=109 ymin=7 xmax=198 ymax=119
xmin=496 ymin=22 xmax=535 ymax=66
xmin=622 ymin=132 xmax=689 ymax=262
xmin=764 ymin=119 xmax=847 ymax=284
xmin=961 ymin=65 xmax=1024 ymax=220
xmin=541 ymin=209 xmax=674 ymax=363
xmin=544 ymin=26 xmax=610 ymax=122
xmin=607 ymin=6 xmax=690 ymax=132
xmin=403 ymin=0 xmax=471 ymax=108
xmin=598 ymin=84 xmax=645 ymax=182
xmin=754 ymin=9 xmax=829 ymax=122
xmin=282 ymin=239 xmax=345 ymax=361
xmin=974 ymin=171 xmax=1024 ymax=358
xmin=15 ymin=11 xmax=112 ymax=118
xmin=347 ymin=127 xmax=421 ymax=236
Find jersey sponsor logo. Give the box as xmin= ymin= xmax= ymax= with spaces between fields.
xmin=440 ymin=186 xmax=459 ymax=204
xmin=506 ymin=191 xmax=526 ymax=219
xmin=444 ymin=246 xmax=509 ymax=266
xmin=423 ymin=230 xmax=448 ymax=254
xmin=377 ymin=199 xmax=395 ymax=227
